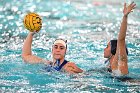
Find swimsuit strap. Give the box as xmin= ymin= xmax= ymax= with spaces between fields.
xmin=59 ymin=60 xmax=68 ymax=70
xmin=54 ymin=60 xmax=68 ymax=71
xmin=56 ymin=59 xmax=60 ymax=66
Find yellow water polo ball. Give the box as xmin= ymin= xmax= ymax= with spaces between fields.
xmin=23 ymin=13 xmax=42 ymax=32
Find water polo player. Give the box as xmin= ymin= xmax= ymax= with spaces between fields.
xmin=104 ymin=2 xmax=136 ymax=75
xmin=22 ymin=32 xmax=83 ymax=74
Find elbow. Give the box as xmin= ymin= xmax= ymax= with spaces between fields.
xmin=21 ymin=54 xmax=30 ymax=63
xmin=120 ymin=70 xmax=129 ymax=75
xmin=119 ymin=65 xmax=129 ymax=75
xmin=21 ymin=50 xmax=32 ymax=63
xmin=21 ymin=52 xmax=26 ymax=60
xmin=21 ymin=54 xmax=27 ymax=63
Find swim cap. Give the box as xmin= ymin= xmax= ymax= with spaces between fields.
xmin=110 ymin=40 xmax=128 ymax=55
xmin=53 ymin=39 xmax=67 ymax=48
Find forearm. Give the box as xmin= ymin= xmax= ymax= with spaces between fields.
xmin=118 ymin=15 xmax=128 ymax=41
xmin=22 ymin=33 xmax=34 ymax=56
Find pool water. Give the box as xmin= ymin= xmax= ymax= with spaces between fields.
xmin=0 ymin=0 xmax=140 ymax=92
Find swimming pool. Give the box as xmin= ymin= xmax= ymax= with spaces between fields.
xmin=0 ymin=0 xmax=140 ymax=92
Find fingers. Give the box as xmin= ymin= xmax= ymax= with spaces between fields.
xmin=124 ymin=3 xmax=126 ymax=8
xmin=132 ymin=4 xmax=136 ymax=9
xmin=130 ymin=2 xmax=136 ymax=9
xmin=131 ymin=3 xmax=136 ymax=8
xmin=130 ymin=1 xmax=134 ymax=5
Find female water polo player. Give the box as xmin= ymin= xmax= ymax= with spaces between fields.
xmin=21 ymin=32 xmax=83 ymax=74
xmin=104 ymin=2 xmax=136 ymax=75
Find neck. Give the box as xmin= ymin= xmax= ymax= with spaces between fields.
xmin=53 ymin=58 xmax=65 ymax=64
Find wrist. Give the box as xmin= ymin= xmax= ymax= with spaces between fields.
xmin=123 ymin=14 xmax=128 ymax=18
xmin=29 ymin=32 xmax=35 ymax=36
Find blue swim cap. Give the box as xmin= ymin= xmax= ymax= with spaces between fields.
xmin=110 ymin=40 xmax=128 ymax=55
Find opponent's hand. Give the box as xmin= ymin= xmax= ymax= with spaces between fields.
xmin=123 ymin=2 xmax=136 ymax=16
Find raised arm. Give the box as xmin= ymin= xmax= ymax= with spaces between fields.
xmin=22 ymin=32 xmax=49 ymax=64
xmin=111 ymin=2 xmax=136 ymax=75
xmin=119 ymin=2 xmax=136 ymax=41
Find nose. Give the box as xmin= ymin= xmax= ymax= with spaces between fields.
xmin=56 ymin=48 xmax=60 ymax=52
xmin=104 ymin=48 xmax=107 ymax=53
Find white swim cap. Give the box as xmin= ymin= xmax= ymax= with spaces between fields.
xmin=53 ymin=39 xmax=67 ymax=48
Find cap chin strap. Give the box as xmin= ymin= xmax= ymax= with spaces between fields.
xmin=56 ymin=59 xmax=60 ymax=66
xmin=104 ymin=54 xmax=113 ymax=64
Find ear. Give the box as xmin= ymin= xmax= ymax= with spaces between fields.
xmin=65 ymin=49 xmax=67 ymax=55
xmin=111 ymin=47 xmax=116 ymax=55
xmin=51 ymin=47 xmax=53 ymax=53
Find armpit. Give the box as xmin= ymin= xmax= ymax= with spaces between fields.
xmin=119 ymin=55 xmax=127 ymax=61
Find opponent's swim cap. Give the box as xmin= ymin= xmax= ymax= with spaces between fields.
xmin=110 ymin=40 xmax=128 ymax=55
xmin=53 ymin=39 xmax=67 ymax=48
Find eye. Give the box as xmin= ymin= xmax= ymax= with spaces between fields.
xmin=54 ymin=45 xmax=58 ymax=49
xmin=60 ymin=46 xmax=64 ymax=50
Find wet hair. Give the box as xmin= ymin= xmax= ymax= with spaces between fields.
xmin=110 ymin=40 xmax=128 ymax=55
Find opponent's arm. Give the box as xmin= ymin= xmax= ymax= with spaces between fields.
xmin=111 ymin=2 xmax=136 ymax=75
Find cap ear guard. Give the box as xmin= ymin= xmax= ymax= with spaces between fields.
xmin=111 ymin=47 xmax=116 ymax=55
xmin=110 ymin=40 xmax=128 ymax=55
xmin=110 ymin=40 xmax=117 ymax=55
xmin=65 ymin=40 xmax=67 ymax=43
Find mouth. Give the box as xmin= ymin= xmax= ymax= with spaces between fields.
xmin=54 ymin=54 xmax=61 ymax=59
xmin=55 ymin=54 xmax=61 ymax=56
